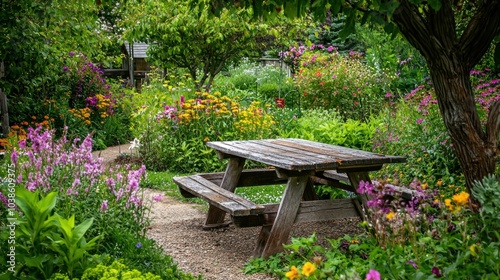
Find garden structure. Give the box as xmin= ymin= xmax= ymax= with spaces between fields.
xmin=174 ymin=138 xmax=406 ymax=258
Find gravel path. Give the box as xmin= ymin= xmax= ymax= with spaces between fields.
xmin=94 ymin=145 xmax=364 ymax=280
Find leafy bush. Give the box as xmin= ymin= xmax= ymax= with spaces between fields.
xmin=279 ymin=109 xmax=379 ymax=151
xmin=373 ymin=84 xmax=464 ymax=189
xmin=81 ymin=260 xmax=162 ymax=280
xmin=134 ymin=90 xmax=278 ymax=172
xmin=293 ymin=48 xmax=385 ymax=121
xmin=0 ymin=127 xmax=197 ymax=279
xmin=0 ymin=188 xmax=101 ymax=279
xmin=247 ymin=178 xmax=500 ymax=279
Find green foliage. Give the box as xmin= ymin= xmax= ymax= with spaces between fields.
xmin=356 ymin=25 xmax=428 ymax=95
xmin=279 ymin=109 xmax=379 ymax=151
xmin=308 ymin=14 xmax=361 ymax=54
xmin=81 ymin=260 xmax=162 ymax=280
xmin=122 ymin=0 xmax=273 ymax=91
xmin=0 ymin=0 xmax=119 ymax=124
xmin=472 ymin=174 xmax=500 ymax=238
xmin=133 ymin=80 xmax=279 ymax=172
xmin=294 ymin=49 xmax=385 ymax=121
xmin=0 ymin=188 xmax=101 ymax=279
xmin=100 ymin=231 xmax=199 ymax=280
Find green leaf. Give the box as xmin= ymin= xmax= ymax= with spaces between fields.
xmin=428 ymin=0 xmax=442 ymax=10
xmin=72 ymin=218 xmax=94 ymax=242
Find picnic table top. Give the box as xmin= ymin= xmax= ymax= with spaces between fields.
xmin=206 ymin=138 xmax=406 ymax=172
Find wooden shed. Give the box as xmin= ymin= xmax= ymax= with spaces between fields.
xmin=103 ymin=42 xmax=152 ymax=89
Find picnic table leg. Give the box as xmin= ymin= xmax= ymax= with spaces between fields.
xmin=254 ymin=175 xmax=309 ymax=258
xmin=203 ymin=157 xmax=245 ymax=229
xmin=346 ymin=171 xmax=372 ymax=221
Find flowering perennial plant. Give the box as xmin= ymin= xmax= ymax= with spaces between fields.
xmin=5 ymin=126 xmax=152 ymax=238
xmin=138 ymin=90 xmax=277 ymax=172
xmin=293 ymin=48 xmax=385 ymax=121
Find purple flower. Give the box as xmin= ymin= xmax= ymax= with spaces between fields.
xmin=69 ymin=51 xmax=76 ymax=57
xmin=416 ymin=118 xmax=424 ymax=124
xmin=385 ymin=92 xmax=393 ymax=98
xmin=366 ymin=269 xmax=380 ymax=280
xmin=11 ymin=149 xmax=18 ymax=166
xmin=431 ymin=266 xmax=442 ymax=277
xmin=100 ymin=200 xmax=108 ymax=212
xmin=136 ymin=242 xmax=142 ymax=248
xmin=153 ymin=194 xmax=163 ymax=202
xmin=407 ymin=260 xmax=418 ymax=269
xmin=63 ymin=66 xmax=70 ymax=72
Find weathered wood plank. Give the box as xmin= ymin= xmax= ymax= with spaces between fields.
xmin=173 ymin=174 xmax=264 ymax=217
xmin=322 ymin=170 xmax=418 ymax=200
xmin=257 ymin=175 xmax=309 ymax=258
xmin=204 ymin=157 xmax=245 ymax=226
xmin=232 ymin=199 xmax=359 ymax=227
xmin=198 ymin=169 xmax=287 ymax=186
xmin=207 ymin=139 xmax=406 ymax=172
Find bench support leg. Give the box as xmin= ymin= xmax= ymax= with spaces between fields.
xmin=255 ymin=175 xmax=309 ymax=258
xmin=346 ymin=171 xmax=372 ymax=222
xmin=203 ymin=157 xmax=245 ymax=229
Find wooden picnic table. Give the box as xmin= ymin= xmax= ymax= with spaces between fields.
xmin=174 ymin=138 xmax=406 ymax=258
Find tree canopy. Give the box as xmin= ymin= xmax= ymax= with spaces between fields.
xmin=122 ymin=0 xmax=284 ymax=91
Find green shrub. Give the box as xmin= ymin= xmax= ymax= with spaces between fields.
xmin=81 ymin=260 xmax=162 ymax=280
xmin=293 ymin=49 xmax=385 ymax=121
xmin=0 ymin=188 xmax=101 ymax=279
xmin=279 ymin=108 xmax=378 ymax=151
xmin=135 ymin=90 xmax=278 ymax=172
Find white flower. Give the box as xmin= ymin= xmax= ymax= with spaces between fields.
xmin=129 ymin=138 xmax=141 ymax=150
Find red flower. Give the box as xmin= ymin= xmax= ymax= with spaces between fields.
xmin=275 ymin=98 xmax=285 ymax=108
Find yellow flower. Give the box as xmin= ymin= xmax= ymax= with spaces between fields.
xmin=444 ymin=198 xmax=453 ymax=211
xmin=470 ymin=244 xmax=479 ymax=257
xmin=386 ymin=211 xmax=395 ymax=220
xmin=85 ymin=120 xmax=91 ymax=125
xmin=452 ymin=191 xmax=469 ymax=206
xmin=421 ymin=183 xmax=428 ymax=189
xmin=285 ymin=266 xmax=299 ymax=280
xmin=203 ymin=137 xmax=210 ymax=142
xmin=302 ymin=262 xmax=316 ymax=277
xmin=436 ymin=179 xmax=443 ymax=187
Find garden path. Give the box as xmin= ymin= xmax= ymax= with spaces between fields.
xmin=93 ymin=144 xmax=364 ymax=280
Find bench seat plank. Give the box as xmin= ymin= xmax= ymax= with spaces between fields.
xmin=173 ymin=175 xmax=265 ymax=217
xmin=322 ymin=170 xmax=419 ymax=200
xmin=232 ymin=199 xmax=359 ymax=227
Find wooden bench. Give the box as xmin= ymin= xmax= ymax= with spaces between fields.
xmin=174 ymin=174 xmax=266 ymax=217
xmin=174 ymin=169 xmax=362 ymax=228
xmin=316 ymin=170 xmax=420 ymax=200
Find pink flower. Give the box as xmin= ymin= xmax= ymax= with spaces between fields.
xmin=100 ymin=200 xmax=108 ymax=212
xmin=366 ymin=269 xmax=380 ymax=280
xmin=10 ymin=149 xmax=18 ymax=166
xmin=153 ymin=194 xmax=163 ymax=202
xmin=416 ymin=118 xmax=424 ymax=124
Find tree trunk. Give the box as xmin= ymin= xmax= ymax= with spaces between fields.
xmin=392 ymin=0 xmax=500 ymax=201
xmin=429 ymin=62 xmax=498 ymax=195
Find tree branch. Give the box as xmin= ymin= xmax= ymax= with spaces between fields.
xmin=392 ymin=0 xmax=436 ymax=60
xmin=460 ymin=0 xmax=500 ymax=69
xmin=426 ymin=0 xmax=457 ymax=51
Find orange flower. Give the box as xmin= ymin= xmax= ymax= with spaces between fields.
xmin=452 ymin=192 xmax=469 ymax=206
